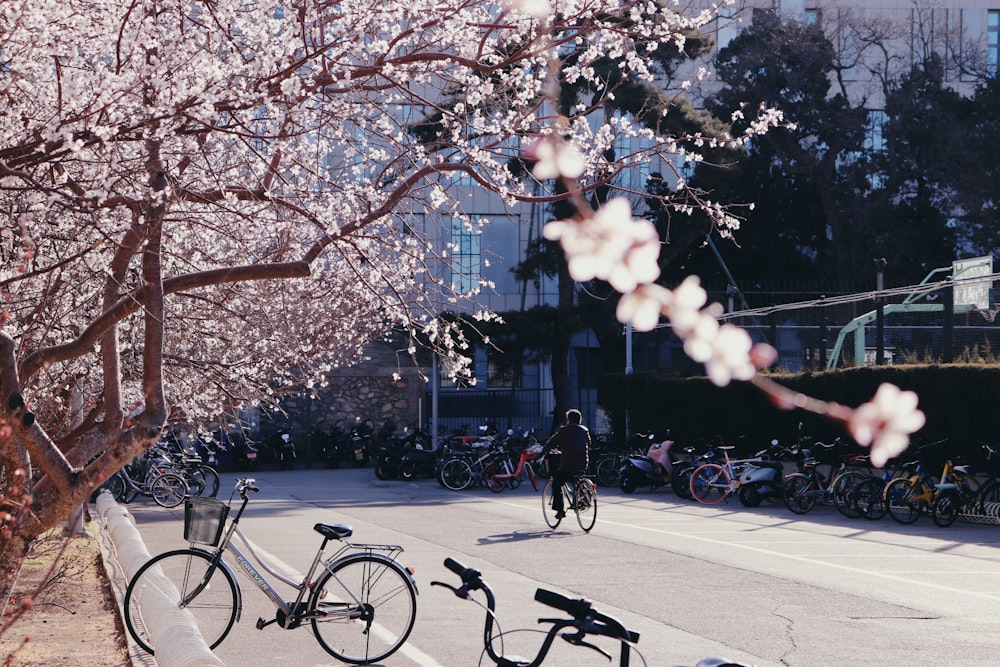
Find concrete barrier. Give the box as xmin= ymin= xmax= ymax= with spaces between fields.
xmin=96 ymin=491 xmax=225 ymax=667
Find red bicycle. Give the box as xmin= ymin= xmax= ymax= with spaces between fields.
xmin=486 ymin=444 xmax=542 ymax=493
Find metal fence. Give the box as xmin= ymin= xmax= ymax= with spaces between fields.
xmin=429 ymin=388 xmax=555 ymax=437
xmin=714 ymin=275 xmax=1000 ymax=373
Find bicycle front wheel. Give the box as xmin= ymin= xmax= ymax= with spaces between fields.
xmin=831 ymin=471 xmax=865 ymax=519
xmin=542 ymin=479 xmax=562 ymax=529
xmin=150 ymin=472 xmax=188 ymax=508
xmin=689 ymin=464 xmax=729 ymax=504
xmin=574 ymin=478 xmax=597 ymax=532
xmin=439 ymin=458 xmax=473 ymax=491
xmin=124 ymin=548 xmax=240 ymax=655
xmin=310 ymin=552 xmax=417 ymax=665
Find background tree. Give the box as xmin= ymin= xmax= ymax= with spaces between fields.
xmin=697 ymin=9 xmax=872 ymax=289
xmin=0 ymin=0 xmax=766 ymax=587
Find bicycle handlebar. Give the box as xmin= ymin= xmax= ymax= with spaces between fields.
xmin=433 ymin=557 xmax=640 ymax=666
xmin=236 ymin=478 xmax=259 ymax=497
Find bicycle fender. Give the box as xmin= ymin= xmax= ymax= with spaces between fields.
xmin=189 ymin=547 xmax=244 ymax=624
xmin=322 ymin=551 xmax=419 ymax=595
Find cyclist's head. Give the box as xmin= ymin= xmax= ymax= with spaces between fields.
xmin=565 ymin=409 xmax=582 ymax=425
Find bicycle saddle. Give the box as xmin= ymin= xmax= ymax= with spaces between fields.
xmin=314 ymin=523 xmax=353 ymax=540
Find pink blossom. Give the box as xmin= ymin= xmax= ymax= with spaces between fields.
xmin=505 ymin=0 xmax=552 ymax=19
xmin=848 ymin=383 xmax=925 ymax=467
xmin=526 ymin=136 xmax=584 ymax=180
xmin=703 ymin=324 xmax=756 ymax=386
xmin=542 ymin=198 xmax=660 ymax=291
xmin=616 ymin=284 xmax=671 ymax=331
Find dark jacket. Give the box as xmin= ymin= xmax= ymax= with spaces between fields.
xmin=544 ymin=423 xmax=590 ymax=472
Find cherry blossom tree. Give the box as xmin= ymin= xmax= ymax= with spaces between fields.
xmin=0 ymin=0 xmax=924 ymax=590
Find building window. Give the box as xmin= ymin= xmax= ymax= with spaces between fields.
xmin=450 ymin=215 xmax=481 ymax=293
xmin=804 ymin=8 xmax=821 ymax=26
xmin=487 ymin=349 xmax=520 ymax=389
xmin=988 ymin=10 xmax=999 ymax=77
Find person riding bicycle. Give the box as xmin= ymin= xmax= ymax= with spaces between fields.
xmin=543 ymin=409 xmax=591 ymax=520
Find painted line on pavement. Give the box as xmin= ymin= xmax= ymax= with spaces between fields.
xmin=491 ymin=497 xmax=1000 ymax=603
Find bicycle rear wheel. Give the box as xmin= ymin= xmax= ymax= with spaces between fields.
xmin=574 ymin=478 xmax=597 ymax=532
xmin=932 ymin=489 xmax=962 ymax=527
xmin=689 ymin=464 xmax=729 ymax=504
xmin=783 ymin=474 xmax=817 ymax=514
xmin=124 ymin=548 xmax=240 ymax=655
xmin=854 ymin=478 xmax=887 ymax=520
xmin=885 ymin=478 xmax=923 ymax=524
xmin=595 ymin=455 xmax=622 ymax=487
xmin=310 ymin=552 xmax=417 ymax=664
xmin=150 ymin=472 xmax=188 ymax=508
xmin=196 ymin=465 xmax=220 ymax=498
xmin=542 ymin=479 xmax=562 ymax=529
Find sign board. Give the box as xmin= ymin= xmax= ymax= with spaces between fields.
xmin=952 ymin=256 xmax=994 ymax=309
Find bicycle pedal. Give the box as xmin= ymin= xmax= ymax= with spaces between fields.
xmin=256 ymin=617 xmax=275 ymax=630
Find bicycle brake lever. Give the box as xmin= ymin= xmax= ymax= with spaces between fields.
xmin=430 ymin=580 xmax=471 ymax=599
xmin=560 ymin=631 xmax=612 ymax=661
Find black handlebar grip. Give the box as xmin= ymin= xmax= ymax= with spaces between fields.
xmin=444 ymin=557 xmax=467 ymax=576
xmin=534 ymin=588 xmax=591 ymax=618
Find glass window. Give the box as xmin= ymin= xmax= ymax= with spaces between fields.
xmin=450 ymin=215 xmax=481 ymax=293
xmin=988 ymin=10 xmax=999 ymax=77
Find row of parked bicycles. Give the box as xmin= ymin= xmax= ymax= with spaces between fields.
xmin=95 ymin=439 xmax=221 ymax=508
xmin=428 ymin=423 xmax=1000 ymax=528
xmin=606 ymin=431 xmax=1000 ymax=528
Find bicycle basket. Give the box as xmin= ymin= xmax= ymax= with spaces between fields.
xmin=525 ymin=444 xmax=543 ymax=461
xmin=184 ymin=496 xmax=230 ymax=546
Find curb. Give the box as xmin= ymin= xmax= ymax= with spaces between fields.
xmin=93 ymin=492 xmax=225 ymax=667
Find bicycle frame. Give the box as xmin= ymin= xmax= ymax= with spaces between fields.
xmin=491 ymin=451 xmax=538 ymax=490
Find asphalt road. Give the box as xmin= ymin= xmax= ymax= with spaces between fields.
xmin=116 ymin=466 xmax=1000 ymax=666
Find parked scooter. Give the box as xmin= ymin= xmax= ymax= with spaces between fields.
xmin=737 ymin=440 xmax=797 ymax=507
xmin=619 ymin=438 xmax=680 ymax=494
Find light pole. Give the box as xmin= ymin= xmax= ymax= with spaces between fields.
xmin=875 ymin=258 xmax=887 ymax=365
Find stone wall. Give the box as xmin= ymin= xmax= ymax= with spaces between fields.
xmin=265 ymin=338 xmax=428 ymax=439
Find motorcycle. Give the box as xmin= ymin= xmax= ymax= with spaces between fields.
xmin=349 ymin=417 xmax=376 ymax=467
xmin=736 ymin=441 xmax=796 ymax=507
xmin=397 ymin=428 xmax=438 ymax=480
xmin=231 ymin=437 xmax=259 ymax=471
xmin=278 ymin=432 xmax=297 ymax=470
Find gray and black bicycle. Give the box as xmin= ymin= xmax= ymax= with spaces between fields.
xmin=123 ymin=478 xmax=418 ymax=664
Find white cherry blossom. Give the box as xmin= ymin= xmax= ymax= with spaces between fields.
xmin=617 ymin=283 xmax=671 ymax=331
xmin=527 ymin=136 xmax=585 ymax=180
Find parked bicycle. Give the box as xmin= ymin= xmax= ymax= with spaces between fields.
xmin=688 ymin=446 xmax=761 ymax=505
xmin=123 ymin=478 xmax=418 ymax=664
xmin=783 ymin=440 xmax=870 ymax=517
xmin=486 ymin=443 xmax=543 ymax=493
xmin=542 ymin=466 xmax=597 ymax=532
xmin=100 ymin=450 xmax=189 ymax=508
xmin=433 ymin=557 xmax=643 ymax=666
xmin=884 ymin=453 xmax=979 ymax=525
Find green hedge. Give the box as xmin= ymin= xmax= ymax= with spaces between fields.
xmin=598 ymin=364 xmax=1000 ymax=462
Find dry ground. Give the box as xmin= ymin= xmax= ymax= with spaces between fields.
xmin=0 ymin=522 xmax=130 ymax=667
